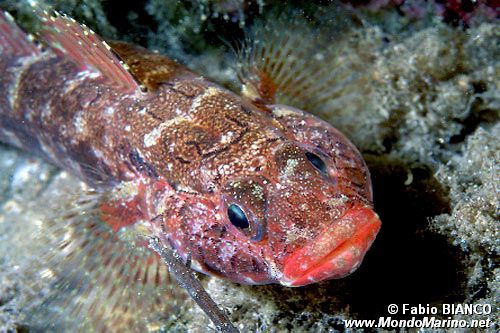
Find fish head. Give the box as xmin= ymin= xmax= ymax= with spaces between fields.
xmin=168 ymin=104 xmax=381 ymax=286
xmin=263 ymin=104 xmax=381 ymax=286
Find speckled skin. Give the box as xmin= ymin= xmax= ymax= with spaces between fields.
xmin=0 ymin=11 xmax=381 ymax=286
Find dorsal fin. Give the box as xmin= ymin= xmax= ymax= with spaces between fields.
xmin=108 ymin=41 xmax=197 ymax=91
xmin=36 ymin=10 xmax=140 ymax=93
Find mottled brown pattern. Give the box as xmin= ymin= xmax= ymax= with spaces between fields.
xmin=0 ymin=10 xmax=381 ymax=294
xmin=108 ymin=41 xmax=195 ymax=91
xmin=0 ymin=49 xmax=138 ymax=185
xmin=0 ymin=36 xmax=284 ymax=190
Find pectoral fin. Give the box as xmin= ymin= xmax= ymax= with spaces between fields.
xmin=10 ymin=181 xmax=184 ymax=331
xmin=235 ymin=11 xmax=372 ymax=116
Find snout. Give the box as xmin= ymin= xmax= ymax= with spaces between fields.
xmin=280 ymin=205 xmax=381 ymax=287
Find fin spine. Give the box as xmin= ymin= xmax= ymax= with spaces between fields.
xmin=36 ymin=10 xmax=140 ymax=93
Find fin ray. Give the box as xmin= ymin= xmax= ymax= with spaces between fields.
xmin=236 ymin=11 xmax=374 ymax=118
xmin=36 ymin=10 xmax=140 ymax=94
xmin=14 ymin=184 xmax=184 ymax=331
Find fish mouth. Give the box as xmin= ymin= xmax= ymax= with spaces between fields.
xmin=280 ymin=205 xmax=381 ymax=287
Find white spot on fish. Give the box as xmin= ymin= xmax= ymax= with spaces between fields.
xmin=266 ymin=259 xmax=283 ymax=281
xmin=143 ymin=126 xmax=161 ymax=148
xmin=63 ymin=69 xmax=101 ymax=94
xmin=93 ymin=149 xmax=105 ymax=160
xmin=73 ymin=111 xmax=86 ymax=134
xmin=104 ymin=106 xmax=115 ymax=116
xmin=40 ymin=101 xmax=54 ymax=122
xmin=189 ymin=86 xmax=222 ymax=113
xmin=219 ymin=242 xmax=236 ymax=262
xmin=284 ymin=158 xmax=299 ymax=176
xmin=220 ymin=131 xmax=234 ymax=144
xmin=143 ymin=116 xmax=189 ymax=148
xmin=272 ymin=106 xmax=299 ymax=118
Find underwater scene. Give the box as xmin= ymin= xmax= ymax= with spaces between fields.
xmin=0 ymin=0 xmax=498 ymax=332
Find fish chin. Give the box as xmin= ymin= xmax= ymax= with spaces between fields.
xmin=279 ymin=206 xmax=381 ymax=287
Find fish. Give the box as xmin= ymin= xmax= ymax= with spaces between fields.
xmin=0 ymin=7 xmax=381 ymax=331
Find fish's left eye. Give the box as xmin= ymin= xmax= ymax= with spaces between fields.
xmin=227 ymin=204 xmax=250 ymax=229
xmin=305 ymin=151 xmax=327 ymax=174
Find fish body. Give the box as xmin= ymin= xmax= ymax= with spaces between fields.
xmin=0 ymin=8 xmax=380 ymax=297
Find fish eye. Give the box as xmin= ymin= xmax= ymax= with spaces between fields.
xmin=305 ymin=151 xmax=327 ymax=174
xmin=227 ymin=204 xmax=250 ymax=229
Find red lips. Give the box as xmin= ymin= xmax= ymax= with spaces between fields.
xmin=281 ymin=205 xmax=381 ymax=287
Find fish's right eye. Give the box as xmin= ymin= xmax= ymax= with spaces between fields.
xmin=227 ymin=204 xmax=250 ymax=229
xmin=305 ymin=151 xmax=327 ymax=175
